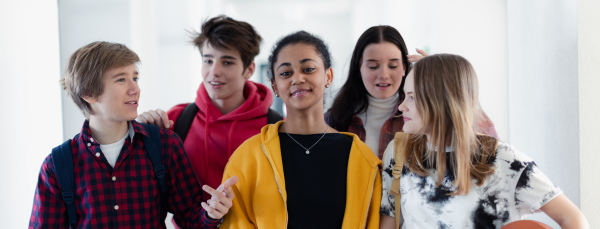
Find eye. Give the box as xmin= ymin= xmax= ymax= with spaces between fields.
xmin=116 ymin=78 xmax=125 ymax=82
xmin=279 ymin=71 xmax=291 ymax=77
xmin=303 ymin=67 xmax=315 ymax=73
xmin=389 ymin=65 xmax=398 ymax=69
xmin=133 ymin=77 xmax=139 ymax=82
xmin=224 ymin=61 xmax=234 ymax=66
xmin=203 ymin=59 xmax=213 ymax=64
xmin=368 ymin=65 xmax=379 ymax=70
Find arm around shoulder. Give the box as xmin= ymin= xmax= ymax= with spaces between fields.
xmin=540 ymin=193 xmax=589 ymax=229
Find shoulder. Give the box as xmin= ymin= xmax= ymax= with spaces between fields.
xmin=493 ymin=141 xmax=535 ymax=173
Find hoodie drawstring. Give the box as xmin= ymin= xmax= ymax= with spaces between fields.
xmin=227 ymin=120 xmax=238 ymax=157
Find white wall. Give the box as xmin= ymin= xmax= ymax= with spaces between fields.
xmin=0 ymin=1 xmax=62 ymax=228
xmin=507 ymin=0 xmax=579 ymax=227
xmin=578 ymin=0 xmax=600 ymax=227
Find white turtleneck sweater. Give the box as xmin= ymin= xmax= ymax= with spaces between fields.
xmin=356 ymin=94 xmax=399 ymax=156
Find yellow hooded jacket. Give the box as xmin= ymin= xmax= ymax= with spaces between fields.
xmin=220 ymin=121 xmax=382 ymax=228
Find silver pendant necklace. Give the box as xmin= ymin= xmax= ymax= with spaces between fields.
xmin=284 ymin=124 xmax=330 ymax=154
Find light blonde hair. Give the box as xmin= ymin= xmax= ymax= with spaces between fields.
xmin=405 ymin=54 xmax=496 ymax=195
xmin=62 ymin=41 xmax=140 ymax=118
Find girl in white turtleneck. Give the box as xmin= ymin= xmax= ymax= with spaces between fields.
xmin=326 ymin=25 xmax=498 ymax=159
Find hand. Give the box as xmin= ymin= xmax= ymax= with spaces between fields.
xmin=201 ymin=176 xmax=239 ymax=220
xmin=407 ymin=48 xmax=429 ymax=63
xmin=135 ymin=109 xmax=173 ymax=129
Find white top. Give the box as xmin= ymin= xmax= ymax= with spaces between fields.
xmin=380 ymin=141 xmax=562 ymax=229
xmin=356 ymin=94 xmax=398 ymax=155
xmin=97 ymin=122 xmax=135 ymax=168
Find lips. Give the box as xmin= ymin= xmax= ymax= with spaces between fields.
xmin=125 ymin=100 xmax=138 ymax=105
xmin=208 ymin=81 xmax=225 ymax=86
xmin=376 ymin=83 xmax=391 ymax=87
xmin=403 ymin=116 xmax=411 ymax=122
xmin=290 ymin=89 xmax=311 ymax=97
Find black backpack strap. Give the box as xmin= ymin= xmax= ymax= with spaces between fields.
xmin=141 ymin=123 xmax=168 ymax=193
xmin=51 ymin=139 xmax=77 ymax=228
xmin=173 ymin=103 xmax=199 ymax=143
xmin=266 ymin=108 xmax=284 ymax=124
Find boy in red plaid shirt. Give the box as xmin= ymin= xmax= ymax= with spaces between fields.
xmin=29 ymin=41 xmax=237 ymax=228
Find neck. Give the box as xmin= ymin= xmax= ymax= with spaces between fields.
xmin=88 ymin=116 xmax=129 ymax=144
xmin=211 ymin=93 xmax=246 ymax=115
xmin=281 ymin=106 xmax=332 ymax=135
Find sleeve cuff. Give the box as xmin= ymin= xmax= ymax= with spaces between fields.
xmin=200 ymin=210 xmax=222 ymax=228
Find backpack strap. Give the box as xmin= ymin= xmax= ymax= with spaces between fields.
xmin=390 ymin=132 xmax=409 ymax=229
xmin=266 ymin=108 xmax=284 ymax=124
xmin=51 ymin=139 xmax=77 ymax=228
xmin=173 ymin=103 xmax=199 ymax=143
xmin=141 ymin=123 xmax=168 ymax=193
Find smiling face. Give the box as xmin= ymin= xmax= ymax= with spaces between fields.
xmin=360 ymin=42 xmax=405 ymax=99
xmin=84 ymin=64 xmax=140 ymax=123
xmin=271 ymin=43 xmax=332 ymax=113
xmin=201 ymin=43 xmax=254 ymax=106
xmin=398 ymin=71 xmax=426 ymax=135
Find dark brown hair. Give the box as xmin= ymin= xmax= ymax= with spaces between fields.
xmin=192 ymin=15 xmax=262 ymax=70
xmin=327 ymin=25 xmax=411 ymax=131
xmin=62 ymin=41 xmax=140 ymax=118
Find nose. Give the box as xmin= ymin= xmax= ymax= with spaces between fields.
xmin=129 ymin=79 xmax=140 ymax=95
xmin=291 ymin=72 xmax=306 ymax=85
xmin=210 ymin=63 xmax=222 ymax=77
xmin=398 ymin=99 xmax=407 ymax=112
xmin=378 ymin=67 xmax=389 ymax=80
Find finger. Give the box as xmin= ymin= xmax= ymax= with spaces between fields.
xmin=135 ymin=114 xmax=148 ymax=124
xmin=168 ymin=120 xmax=174 ymax=130
xmin=416 ymin=48 xmax=429 ymax=56
xmin=140 ymin=112 xmax=155 ymax=124
xmin=148 ymin=110 xmax=165 ymax=129
xmin=203 ymin=184 xmax=226 ymax=201
xmin=207 ymin=199 xmax=231 ymax=213
xmin=224 ymin=176 xmax=239 ymax=187
xmin=156 ymin=109 xmax=172 ymax=129
xmin=201 ymin=202 xmax=223 ymax=220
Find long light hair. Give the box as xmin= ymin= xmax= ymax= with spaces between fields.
xmin=405 ymin=54 xmax=496 ymax=195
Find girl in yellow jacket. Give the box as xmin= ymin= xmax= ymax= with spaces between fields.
xmin=220 ymin=31 xmax=382 ymax=229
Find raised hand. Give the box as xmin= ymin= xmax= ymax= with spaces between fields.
xmin=201 ymin=176 xmax=239 ymax=219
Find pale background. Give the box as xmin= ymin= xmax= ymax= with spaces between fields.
xmin=1 ymin=0 xmax=598 ymax=228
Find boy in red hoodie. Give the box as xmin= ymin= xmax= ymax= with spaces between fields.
xmin=137 ymin=16 xmax=281 ymax=205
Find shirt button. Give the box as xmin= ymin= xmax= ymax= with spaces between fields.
xmin=114 ymin=205 xmax=119 ymax=210
xmin=87 ymin=143 xmax=91 ymax=147
xmin=95 ymin=152 xmax=101 ymax=157
xmin=112 ymin=176 xmax=116 ymax=181
xmin=90 ymin=137 xmax=94 ymax=142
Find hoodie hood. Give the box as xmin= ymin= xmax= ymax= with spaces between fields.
xmin=195 ymin=80 xmax=273 ymax=121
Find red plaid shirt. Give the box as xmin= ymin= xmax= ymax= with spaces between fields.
xmin=29 ymin=120 xmax=220 ymax=228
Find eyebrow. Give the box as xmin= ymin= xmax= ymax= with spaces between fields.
xmin=366 ymin=58 xmax=401 ymax=62
xmin=277 ymin=63 xmax=291 ymax=70
xmin=111 ymin=71 xmax=138 ymax=79
xmin=202 ymin=54 xmax=238 ymax=60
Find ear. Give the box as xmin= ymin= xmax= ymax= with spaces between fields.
xmin=326 ymin=67 xmax=334 ymax=86
xmin=81 ymin=94 xmax=97 ymax=104
xmin=243 ymin=62 xmax=256 ymax=80
xmin=271 ymin=78 xmax=279 ymax=97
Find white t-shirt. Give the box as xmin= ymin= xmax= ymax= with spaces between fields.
xmin=97 ymin=122 xmax=135 ymax=168
xmin=380 ymin=141 xmax=562 ymax=229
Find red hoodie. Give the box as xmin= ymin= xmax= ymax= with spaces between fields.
xmin=168 ymin=81 xmax=273 ymax=202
